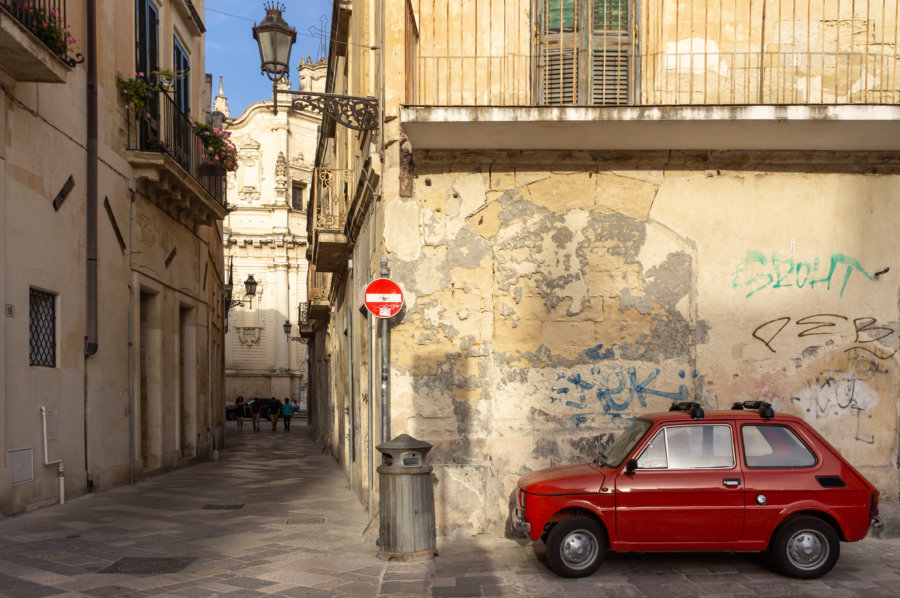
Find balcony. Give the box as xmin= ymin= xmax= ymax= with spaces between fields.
xmin=0 ymin=0 xmax=78 ymax=82
xmin=308 ymin=168 xmax=353 ymax=272
xmin=305 ymin=266 xmax=331 ymax=322
xmin=401 ymin=0 xmax=900 ymax=152
xmin=126 ymin=91 xmax=227 ymax=231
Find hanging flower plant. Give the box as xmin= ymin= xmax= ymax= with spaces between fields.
xmin=116 ymin=70 xmax=151 ymax=117
xmin=151 ymin=68 xmax=175 ymax=91
xmin=192 ymin=121 xmax=238 ymax=172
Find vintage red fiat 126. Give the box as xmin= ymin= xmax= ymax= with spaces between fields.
xmin=514 ymin=401 xmax=881 ymax=579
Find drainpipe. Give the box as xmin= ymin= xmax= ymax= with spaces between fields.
xmin=85 ymin=0 xmax=98 ymax=357
xmin=83 ymin=0 xmax=98 ymax=492
xmin=40 ymin=407 xmax=65 ymax=504
xmin=127 ymin=186 xmax=135 ymax=484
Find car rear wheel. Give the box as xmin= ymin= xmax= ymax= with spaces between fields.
xmin=545 ymin=516 xmax=606 ymax=578
xmin=770 ymin=516 xmax=840 ymax=579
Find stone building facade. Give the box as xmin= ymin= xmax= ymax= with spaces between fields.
xmin=309 ymin=0 xmax=900 ymax=536
xmin=221 ymin=60 xmax=326 ymax=407
xmin=1 ymin=0 xmax=225 ymax=515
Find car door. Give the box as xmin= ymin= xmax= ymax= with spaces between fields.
xmin=615 ymin=422 xmax=745 ymax=544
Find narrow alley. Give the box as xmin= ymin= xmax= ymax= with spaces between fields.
xmin=1 ymin=422 xmax=899 ymax=597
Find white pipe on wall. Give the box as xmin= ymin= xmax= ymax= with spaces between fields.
xmin=40 ymin=406 xmax=65 ymax=505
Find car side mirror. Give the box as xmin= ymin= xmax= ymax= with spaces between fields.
xmin=625 ymin=458 xmax=638 ymax=475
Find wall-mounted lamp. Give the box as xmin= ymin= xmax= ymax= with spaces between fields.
xmin=252 ymin=2 xmax=378 ymax=129
xmin=224 ymin=257 xmax=258 ymax=311
xmin=283 ymin=320 xmax=308 ymax=344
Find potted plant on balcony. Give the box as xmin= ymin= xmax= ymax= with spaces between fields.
xmin=151 ymin=67 xmax=176 ymax=92
xmin=15 ymin=3 xmax=76 ymax=57
xmin=192 ymin=121 xmax=238 ymax=174
xmin=115 ymin=70 xmax=151 ymax=117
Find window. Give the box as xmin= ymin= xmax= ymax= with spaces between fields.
xmin=636 ymin=424 xmax=735 ymax=470
xmin=29 ymin=288 xmax=56 ymax=367
xmin=742 ymin=425 xmax=817 ymax=468
xmin=173 ymin=37 xmax=189 ymax=115
xmin=533 ymin=0 xmax=634 ymax=105
xmin=292 ymin=184 xmax=305 ymax=211
xmin=135 ymin=0 xmax=159 ymax=89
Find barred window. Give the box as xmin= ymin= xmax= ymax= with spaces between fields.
xmin=29 ymin=288 xmax=56 ymax=367
xmin=534 ymin=0 xmax=635 ymax=106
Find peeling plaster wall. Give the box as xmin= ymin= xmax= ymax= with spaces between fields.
xmin=371 ymin=151 xmax=900 ymax=537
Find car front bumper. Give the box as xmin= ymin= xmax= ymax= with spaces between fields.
xmin=513 ymin=508 xmax=530 ymax=534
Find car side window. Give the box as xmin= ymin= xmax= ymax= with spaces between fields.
xmin=741 ymin=425 xmax=817 ymax=468
xmin=636 ymin=424 xmax=735 ymax=470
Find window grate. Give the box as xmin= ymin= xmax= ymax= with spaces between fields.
xmin=29 ymin=289 xmax=56 ymax=368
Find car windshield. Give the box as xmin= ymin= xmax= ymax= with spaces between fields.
xmin=598 ymin=419 xmax=652 ymax=467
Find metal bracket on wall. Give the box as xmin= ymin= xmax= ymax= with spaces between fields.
xmin=103 ymin=197 xmax=126 ymax=253
xmin=276 ymin=90 xmax=379 ymax=131
xmin=164 ymin=247 xmax=177 ymax=268
xmin=52 ymin=175 xmax=75 ymax=211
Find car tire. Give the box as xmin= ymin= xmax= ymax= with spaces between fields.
xmin=545 ymin=516 xmax=607 ymax=578
xmin=770 ymin=516 xmax=840 ymax=579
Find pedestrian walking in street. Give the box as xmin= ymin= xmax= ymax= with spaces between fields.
xmin=250 ymin=398 xmax=261 ymax=431
xmin=282 ymin=397 xmax=292 ymax=431
xmin=269 ymin=397 xmax=280 ymax=432
xmin=234 ymin=396 xmax=245 ymax=429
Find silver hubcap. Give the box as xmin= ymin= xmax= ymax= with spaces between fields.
xmin=786 ymin=529 xmax=829 ymax=570
xmin=560 ymin=530 xmax=598 ymax=570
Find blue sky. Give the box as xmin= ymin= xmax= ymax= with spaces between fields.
xmin=202 ymin=1 xmax=334 ymax=117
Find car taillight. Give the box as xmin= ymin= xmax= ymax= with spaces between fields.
xmin=518 ymin=488 xmax=526 ymax=510
xmin=870 ymin=490 xmax=880 ymax=518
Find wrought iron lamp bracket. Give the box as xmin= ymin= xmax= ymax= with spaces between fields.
xmin=273 ymin=89 xmax=378 ymax=131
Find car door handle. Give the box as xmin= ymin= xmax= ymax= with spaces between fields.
xmin=722 ymin=478 xmax=741 ymax=487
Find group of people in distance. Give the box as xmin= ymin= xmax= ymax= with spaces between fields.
xmin=233 ymin=396 xmax=300 ymax=432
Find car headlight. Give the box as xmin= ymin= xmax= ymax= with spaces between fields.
xmin=518 ymin=488 xmax=526 ymax=509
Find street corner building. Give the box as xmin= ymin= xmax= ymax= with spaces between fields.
xmin=1 ymin=1 xmax=226 ymax=515
xmin=306 ymin=0 xmax=900 ymax=537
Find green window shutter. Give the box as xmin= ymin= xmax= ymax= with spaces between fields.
xmin=591 ymin=49 xmax=630 ymax=104
xmin=593 ymin=0 xmax=628 ymax=32
xmin=547 ymin=0 xmax=578 ymax=32
xmin=545 ymin=49 xmax=577 ymax=104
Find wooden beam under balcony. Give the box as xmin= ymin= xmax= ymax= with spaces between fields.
xmin=310 ymin=231 xmax=350 ymax=273
xmin=307 ymin=299 xmax=330 ymax=321
xmin=401 ymin=105 xmax=900 ymax=152
xmin=0 ymin=6 xmax=68 ymax=82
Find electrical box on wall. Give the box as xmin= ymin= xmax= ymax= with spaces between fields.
xmin=7 ymin=448 xmax=34 ymax=485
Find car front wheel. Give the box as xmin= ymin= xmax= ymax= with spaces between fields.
xmin=770 ymin=516 xmax=840 ymax=579
xmin=545 ymin=516 xmax=607 ymax=578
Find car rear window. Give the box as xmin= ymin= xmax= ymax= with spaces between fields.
xmin=741 ymin=424 xmax=817 ymax=468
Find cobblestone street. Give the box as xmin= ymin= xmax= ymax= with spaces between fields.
xmin=1 ymin=422 xmax=898 ymax=597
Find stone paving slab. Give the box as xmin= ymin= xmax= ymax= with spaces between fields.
xmin=1 ymin=421 xmax=899 ymax=597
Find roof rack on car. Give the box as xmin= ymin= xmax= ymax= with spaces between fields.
xmin=730 ymin=400 xmax=775 ymax=419
xmin=669 ymin=401 xmax=705 ymax=420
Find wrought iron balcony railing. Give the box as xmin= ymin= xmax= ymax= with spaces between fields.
xmin=1 ymin=0 xmax=82 ymax=66
xmin=309 ymin=168 xmax=354 ymax=234
xmin=126 ymin=91 xmax=225 ymax=206
xmin=408 ymin=0 xmax=900 ymax=107
xmin=307 ymin=266 xmax=329 ymax=302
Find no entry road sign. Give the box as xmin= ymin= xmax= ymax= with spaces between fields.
xmin=364 ymin=278 xmax=404 ymax=318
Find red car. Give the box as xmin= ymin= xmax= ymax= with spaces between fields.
xmin=514 ymin=401 xmax=881 ymax=579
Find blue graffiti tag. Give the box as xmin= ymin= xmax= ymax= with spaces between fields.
xmin=550 ymin=367 xmax=696 ymax=423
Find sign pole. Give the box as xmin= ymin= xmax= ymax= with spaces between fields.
xmin=379 ymin=256 xmax=391 ymax=443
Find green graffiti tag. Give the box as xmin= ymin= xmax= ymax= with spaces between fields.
xmin=732 ymin=252 xmax=873 ymax=298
